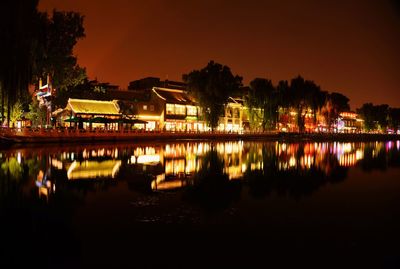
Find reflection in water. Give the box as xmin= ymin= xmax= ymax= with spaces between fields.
xmin=1 ymin=140 xmax=399 ymax=201
xmin=66 ymin=160 xmax=122 ymax=180
xmin=1 ymin=140 xmax=400 ymax=267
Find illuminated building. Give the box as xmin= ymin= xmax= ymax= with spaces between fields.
xmin=337 ymin=112 xmax=364 ymax=133
xmin=62 ymin=98 xmax=122 ymax=130
xmin=218 ymin=97 xmax=246 ymax=133
xmin=151 ymin=87 xmax=205 ymax=131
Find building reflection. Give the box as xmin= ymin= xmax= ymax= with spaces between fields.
xmin=66 ymin=160 xmax=122 ymax=180
xmin=35 ymin=169 xmax=55 ymax=200
xmin=1 ymin=140 xmax=399 ymax=200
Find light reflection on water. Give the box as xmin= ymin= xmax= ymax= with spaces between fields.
xmin=1 ymin=140 xmax=400 ymax=267
xmin=0 ymin=140 xmax=399 ymax=199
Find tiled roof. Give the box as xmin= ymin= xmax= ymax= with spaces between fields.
xmin=152 ymin=87 xmax=195 ymax=105
xmin=68 ymin=98 xmax=121 ymax=115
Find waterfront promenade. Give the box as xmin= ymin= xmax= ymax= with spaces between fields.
xmin=1 ymin=127 xmax=399 ymax=144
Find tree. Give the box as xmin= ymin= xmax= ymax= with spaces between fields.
xmin=9 ymin=101 xmax=24 ymax=127
xmin=374 ymin=104 xmax=389 ymax=131
xmin=33 ymin=10 xmax=86 ymax=90
xmin=322 ymin=92 xmax=350 ymax=132
xmin=388 ymin=108 xmax=400 ymax=131
xmin=0 ymin=0 xmax=41 ymax=126
xmin=0 ymin=1 xmax=86 ymax=126
xmin=246 ymin=78 xmax=278 ymax=131
xmin=357 ymin=103 xmax=389 ymax=132
xmin=33 ymin=10 xmax=87 ymax=106
xmin=26 ymin=97 xmax=47 ymax=127
xmin=357 ymin=103 xmax=375 ymax=131
xmin=288 ymin=76 xmax=319 ymax=132
xmin=183 ymin=61 xmax=242 ymax=131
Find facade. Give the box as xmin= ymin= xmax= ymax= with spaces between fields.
xmin=337 ymin=112 xmax=364 ymax=133
xmin=218 ymin=97 xmax=245 ymax=132
xmin=151 ymin=87 xmax=205 ymax=131
xmin=62 ymin=98 xmax=121 ymax=130
xmin=53 ymin=77 xmax=370 ymax=134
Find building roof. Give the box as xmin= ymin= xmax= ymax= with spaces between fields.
xmin=152 ymin=87 xmax=195 ymax=105
xmin=68 ymin=98 xmax=121 ymax=115
xmin=228 ymin=96 xmax=244 ymax=105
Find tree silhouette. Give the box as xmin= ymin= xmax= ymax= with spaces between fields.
xmin=0 ymin=1 xmax=86 ymax=126
xmin=33 ymin=10 xmax=86 ymax=93
xmin=357 ymin=103 xmax=389 ymax=132
xmin=246 ymin=78 xmax=278 ymax=131
xmin=288 ymin=76 xmax=323 ymax=132
xmin=183 ymin=61 xmax=242 ymax=131
xmin=322 ymin=92 xmax=350 ymax=132
xmin=0 ymin=0 xmax=40 ymax=126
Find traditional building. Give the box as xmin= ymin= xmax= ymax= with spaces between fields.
xmin=150 ymin=87 xmax=205 ymax=131
xmin=218 ymin=97 xmax=246 ymax=132
xmin=62 ymin=98 xmax=122 ymax=130
xmin=337 ymin=112 xmax=364 ymax=133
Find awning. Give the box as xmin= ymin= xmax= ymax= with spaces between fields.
xmin=64 ymin=117 xmax=83 ymax=123
xmin=117 ymin=118 xmax=148 ymax=124
xmin=89 ymin=117 xmax=115 ymax=123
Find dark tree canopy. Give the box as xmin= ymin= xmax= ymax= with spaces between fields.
xmin=288 ymin=76 xmax=325 ymax=132
xmin=0 ymin=0 xmax=41 ymax=124
xmin=246 ymin=78 xmax=278 ymax=130
xmin=388 ymin=108 xmax=400 ymax=131
xmin=357 ymin=103 xmax=389 ymax=131
xmin=0 ymin=0 xmax=86 ymax=125
xmin=183 ymin=61 xmax=242 ymax=130
xmin=33 ymin=10 xmax=86 ymax=92
xmin=322 ymin=92 xmax=350 ymax=131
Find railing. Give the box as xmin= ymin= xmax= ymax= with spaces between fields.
xmin=0 ymin=126 xmax=280 ymax=137
xmin=1 ymin=126 xmax=397 ymax=142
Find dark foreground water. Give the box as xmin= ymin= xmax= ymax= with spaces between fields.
xmin=1 ymin=140 xmax=400 ymax=268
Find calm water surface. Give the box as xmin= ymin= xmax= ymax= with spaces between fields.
xmin=1 ymin=140 xmax=400 ymax=268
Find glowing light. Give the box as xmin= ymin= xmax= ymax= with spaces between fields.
xmin=289 ymin=156 xmax=296 ymax=167
xmin=137 ymin=115 xmax=161 ymax=120
xmin=136 ymin=155 xmax=160 ymax=164
xmin=67 ymin=160 xmax=122 ymax=180
xmin=51 ymin=158 xmax=63 ymax=169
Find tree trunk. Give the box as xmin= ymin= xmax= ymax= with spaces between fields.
xmin=7 ymin=98 xmax=11 ymax=128
xmin=1 ymin=90 xmax=4 ymax=125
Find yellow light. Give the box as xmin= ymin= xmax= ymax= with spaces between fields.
xmin=137 ymin=115 xmax=161 ymax=120
xmin=136 ymin=155 xmax=160 ymax=164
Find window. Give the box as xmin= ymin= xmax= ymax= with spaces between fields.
xmin=150 ymin=105 xmax=155 ymax=111
xmin=143 ymin=105 xmax=148 ymax=110
xmin=186 ymin=106 xmax=197 ymax=116
xmin=175 ymin=105 xmax=186 ymax=115
xmin=227 ymin=108 xmax=232 ymax=118
xmin=166 ymin=104 xmax=174 ymax=115
xmin=233 ymin=108 xmax=240 ymax=118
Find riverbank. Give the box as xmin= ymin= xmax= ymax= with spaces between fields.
xmin=1 ymin=128 xmax=399 ymax=145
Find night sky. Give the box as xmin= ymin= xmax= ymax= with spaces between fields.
xmin=39 ymin=0 xmax=400 ymax=110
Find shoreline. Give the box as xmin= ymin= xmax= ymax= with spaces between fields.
xmin=1 ymin=130 xmax=400 ymax=146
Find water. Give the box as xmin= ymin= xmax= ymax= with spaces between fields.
xmin=1 ymin=140 xmax=400 ymax=268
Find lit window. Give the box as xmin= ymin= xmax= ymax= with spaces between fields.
xmin=175 ymin=105 xmax=186 ymax=115
xmin=143 ymin=105 xmax=148 ymax=110
xmin=186 ymin=106 xmax=197 ymax=116
xmin=166 ymin=104 xmax=174 ymax=115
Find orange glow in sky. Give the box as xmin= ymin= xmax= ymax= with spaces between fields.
xmin=39 ymin=0 xmax=400 ymax=109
